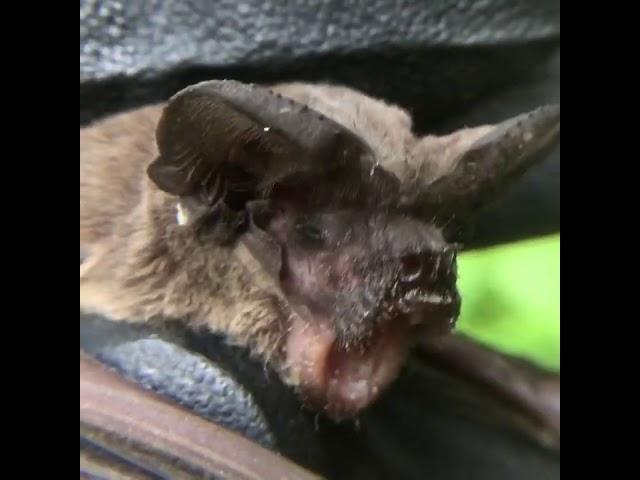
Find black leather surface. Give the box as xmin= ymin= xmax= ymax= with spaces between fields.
xmin=80 ymin=0 xmax=560 ymax=131
xmin=80 ymin=0 xmax=559 ymax=85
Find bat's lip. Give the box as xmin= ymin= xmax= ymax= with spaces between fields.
xmin=284 ymin=311 xmax=418 ymax=420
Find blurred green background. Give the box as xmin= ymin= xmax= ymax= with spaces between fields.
xmin=455 ymin=234 xmax=560 ymax=372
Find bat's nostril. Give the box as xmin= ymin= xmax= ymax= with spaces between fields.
xmin=400 ymin=254 xmax=423 ymax=283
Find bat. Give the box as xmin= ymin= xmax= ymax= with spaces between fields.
xmin=80 ymin=79 xmax=560 ymax=420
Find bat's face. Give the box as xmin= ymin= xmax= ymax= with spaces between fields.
xmin=274 ymin=209 xmax=459 ymax=341
xmin=266 ymin=206 xmax=459 ymax=415
xmin=145 ymin=80 xmax=559 ymax=418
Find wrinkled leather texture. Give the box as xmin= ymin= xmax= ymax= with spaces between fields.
xmin=80 ymin=0 xmax=559 ymax=130
xmin=80 ymin=0 xmax=559 ymax=84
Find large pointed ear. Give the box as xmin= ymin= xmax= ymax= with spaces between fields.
xmin=147 ymin=80 xmax=396 ymax=216
xmin=400 ymin=105 xmax=560 ymax=222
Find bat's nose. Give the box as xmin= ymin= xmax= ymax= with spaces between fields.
xmin=400 ymin=254 xmax=426 ymax=283
xmin=390 ymin=247 xmax=460 ymax=332
xmin=399 ymin=247 xmax=457 ymax=290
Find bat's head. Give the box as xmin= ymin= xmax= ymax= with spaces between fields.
xmin=147 ymin=80 xmax=559 ymax=419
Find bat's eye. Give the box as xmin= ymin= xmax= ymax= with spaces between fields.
xmin=295 ymin=217 xmax=325 ymax=245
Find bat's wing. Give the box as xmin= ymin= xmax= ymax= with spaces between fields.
xmin=324 ymin=336 xmax=559 ymax=480
xmin=418 ymin=333 xmax=560 ymax=449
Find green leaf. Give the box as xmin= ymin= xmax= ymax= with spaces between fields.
xmin=456 ymin=234 xmax=560 ymax=372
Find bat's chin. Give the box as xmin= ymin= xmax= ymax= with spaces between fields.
xmin=284 ymin=313 xmax=417 ymax=420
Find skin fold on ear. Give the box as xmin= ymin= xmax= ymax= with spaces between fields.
xmin=147 ymin=80 xmax=399 ymax=223
xmin=397 ymin=105 xmax=560 ymax=224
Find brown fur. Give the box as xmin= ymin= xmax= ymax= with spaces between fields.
xmin=80 ymin=102 xmax=292 ymax=365
xmin=80 ymin=84 xmax=428 ymax=370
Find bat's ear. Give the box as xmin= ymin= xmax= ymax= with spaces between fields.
xmin=148 ymin=80 xmax=386 ymax=215
xmin=406 ymin=105 xmax=560 ymax=220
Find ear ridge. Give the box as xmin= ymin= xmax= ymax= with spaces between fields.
xmin=148 ymin=85 xmax=296 ymax=199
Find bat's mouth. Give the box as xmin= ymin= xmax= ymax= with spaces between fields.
xmin=284 ymin=311 xmax=423 ymax=420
